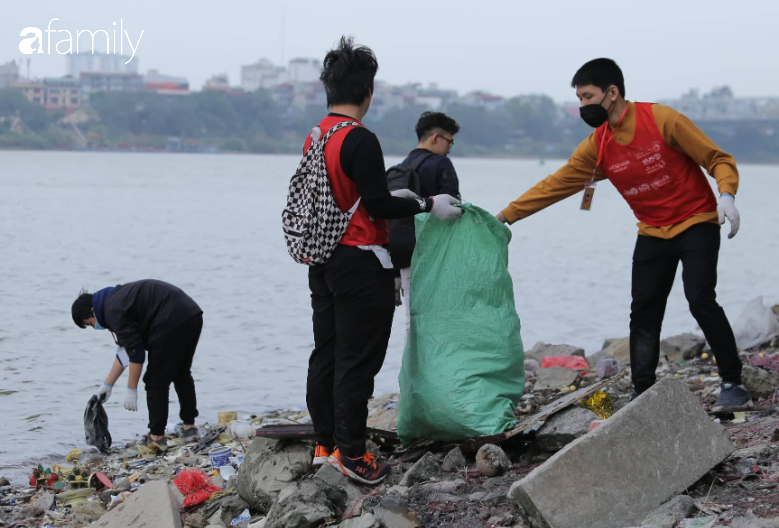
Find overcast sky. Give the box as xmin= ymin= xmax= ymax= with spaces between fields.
xmin=4 ymin=0 xmax=779 ymax=103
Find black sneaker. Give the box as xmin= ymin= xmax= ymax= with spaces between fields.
xmin=712 ymin=383 xmax=754 ymax=413
xmin=329 ymin=448 xmax=391 ymax=485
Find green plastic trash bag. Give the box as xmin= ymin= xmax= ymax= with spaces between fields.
xmin=397 ymin=203 xmax=525 ymax=444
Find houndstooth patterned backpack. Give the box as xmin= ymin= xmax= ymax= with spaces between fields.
xmin=282 ymin=120 xmax=362 ymax=265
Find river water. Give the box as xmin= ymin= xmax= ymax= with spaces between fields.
xmin=1 ymin=151 xmax=777 ymax=483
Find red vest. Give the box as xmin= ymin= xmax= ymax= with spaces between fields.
xmin=595 ymin=103 xmax=717 ymax=227
xmin=303 ymin=115 xmax=389 ymax=247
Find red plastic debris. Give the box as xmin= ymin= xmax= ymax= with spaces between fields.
xmin=174 ymin=469 xmax=220 ymax=508
xmin=540 ymin=355 xmax=589 ymax=371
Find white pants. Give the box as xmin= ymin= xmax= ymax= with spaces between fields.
xmin=400 ymin=267 xmax=412 ymax=336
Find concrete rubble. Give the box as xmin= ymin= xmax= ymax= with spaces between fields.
xmin=92 ymin=480 xmax=182 ymax=528
xmin=235 ymin=438 xmax=312 ymax=512
xmin=660 ymin=333 xmax=707 ymax=361
xmin=475 ymin=444 xmax=511 ymax=478
xmin=2 ymin=326 xmax=779 ymax=528
xmin=532 ymin=367 xmax=580 ymax=391
xmin=511 ymin=377 xmax=736 ymax=528
xmin=637 ymin=495 xmax=696 ymax=528
xmin=535 ymin=405 xmax=596 ymax=452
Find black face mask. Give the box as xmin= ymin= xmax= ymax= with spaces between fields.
xmin=579 ymin=92 xmax=613 ymax=128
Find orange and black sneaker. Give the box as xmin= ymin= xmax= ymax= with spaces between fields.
xmin=328 ymin=448 xmax=391 ymax=485
xmin=313 ymin=444 xmax=332 ymax=469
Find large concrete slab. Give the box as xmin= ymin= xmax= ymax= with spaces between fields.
xmin=509 ymin=377 xmax=734 ymax=528
xmin=92 ymin=479 xmax=182 ymax=528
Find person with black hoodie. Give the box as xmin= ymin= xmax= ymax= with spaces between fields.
xmin=72 ymin=279 xmax=203 ymax=447
xmin=390 ymin=111 xmax=461 ymax=333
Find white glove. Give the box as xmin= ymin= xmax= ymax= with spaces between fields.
xmin=430 ymin=194 xmax=463 ymax=221
xmin=717 ymin=194 xmax=740 ymax=239
xmin=390 ymin=189 xmax=421 ymax=200
xmin=124 ymin=388 xmax=138 ymax=411
xmin=95 ymin=382 xmax=113 ymax=403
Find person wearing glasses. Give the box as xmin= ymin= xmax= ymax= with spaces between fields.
xmin=390 ymin=111 xmax=461 ymax=332
xmin=71 ymin=279 xmax=204 ymax=448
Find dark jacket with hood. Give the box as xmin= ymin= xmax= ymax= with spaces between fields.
xmin=388 ymin=149 xmax=461 ymax=269
xmin=93 ymin=279 xmax=202 ymax=364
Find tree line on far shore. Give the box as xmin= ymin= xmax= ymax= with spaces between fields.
xmin=0 ymin=88 xmax=777 ymax=163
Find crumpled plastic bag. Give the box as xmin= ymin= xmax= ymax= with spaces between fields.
xmin=595 ymin=357 xmax=621 ymax=379
xmin=84 ymin=395 xmax=112 ymax=454
xmin=580 ymin=391 xmax=614 ymax=419
xmin=541 ymin=355 xmax=589 ymax=370
xmin=174 ymin=469 xmax=220 ymax=508
xmin=732 ymin=296 xmax=779 ymax=350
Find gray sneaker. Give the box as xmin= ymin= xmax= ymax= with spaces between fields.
xmin=712 ymin=383 xmax=754 ymax=414
xmin=138 ymin=435 xmax=168 ymax=451
xmin=179 ymin=427 xmax=199 ymax=441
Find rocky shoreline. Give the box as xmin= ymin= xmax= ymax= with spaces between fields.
xmin=2 ymin=330 xmax=779 ymax=528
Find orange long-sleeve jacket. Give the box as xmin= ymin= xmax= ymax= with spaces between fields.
xmin=501 ymin=102 xmax=739 ymax=239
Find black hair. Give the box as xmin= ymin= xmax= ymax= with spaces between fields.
xmin=72 ymin=290 xmax=93 ymax=329
xmin=320 ymin=36 xmax=379 ymax=107
xmin=571 ymin=58 xmax=626 ymax=98
xmin=415 ymin=111 xmax=461 ymax=140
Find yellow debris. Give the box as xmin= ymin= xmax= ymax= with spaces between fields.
xmin=701 ymin=353 xmax=710 ymax=360
xmin=580 ymin=391 xmax=614 ymax=420
xmin=65 ymin=449 xmax=83 ymax=463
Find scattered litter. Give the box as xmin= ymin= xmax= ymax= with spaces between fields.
xmin=208 ymin=445 xmax=233 ymax=469
xmin=173 ymin=469 xmax=220 ymax=508
xmin=231 ymin=508 xmax=251 ymax=525
xmin=541 ymin=355 xmax=589 ymax=371
xmin=84 ymin=395 xmax=112 ymax=454
xmin=218 ymin=411 xmax=239 ymax=426
xmin=679 ymin=516 xmax=717 ymax=528
xmin=595 ymin=357 xmax=621 ymax=379
xmin=65 ymin=449 xmax=83 ymax=463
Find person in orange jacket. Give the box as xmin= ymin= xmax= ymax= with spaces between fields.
xmin=497 ymin=58 xmax=751 ymax=413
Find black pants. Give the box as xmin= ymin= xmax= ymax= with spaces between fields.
xmin=144 ymin=314 xmax=203 ymax=435
xmin=307 ymin=245 xmax=395 ymax=457
xmin=630 ymin=223 xmax=742 ymax=394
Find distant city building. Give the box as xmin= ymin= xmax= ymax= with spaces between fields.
xmin=143 ymin=69 xmax=189 ymax=95
xmin=0 ymin=60 xmax=20 ymax=88
xmin=203 ymin=74 xmax=243 ymax=95
xmin=44 ymin=77 xmax=81 ymax=109
xmin=287 ymin=58 xmax=320 ymax=84
xmin=240 ymin=57 xmax=321 ymax=92
xmin=660 ymin=86 xmax=779 ymax=121
xmin=68 ymin=52 xmax=138 ymax=78
xmin=204 ymin=73 xmax=229 ymax=91
xmin=371 ymin=82 xmax=417 ymax=117
xmin=416 ymin=84 xmax=458 ymax=110
xmin=241 ymin=59 xmax=287 ymax=91
xmin=291 ymin=81 xmax=327 ymax=109
xmin=9 ymin=81 xmax=45 ymax=105
xmin=79 ymin=71 xmax=143 ymax=104
xmin=460 ymin=91 xmax=505 ymax=112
